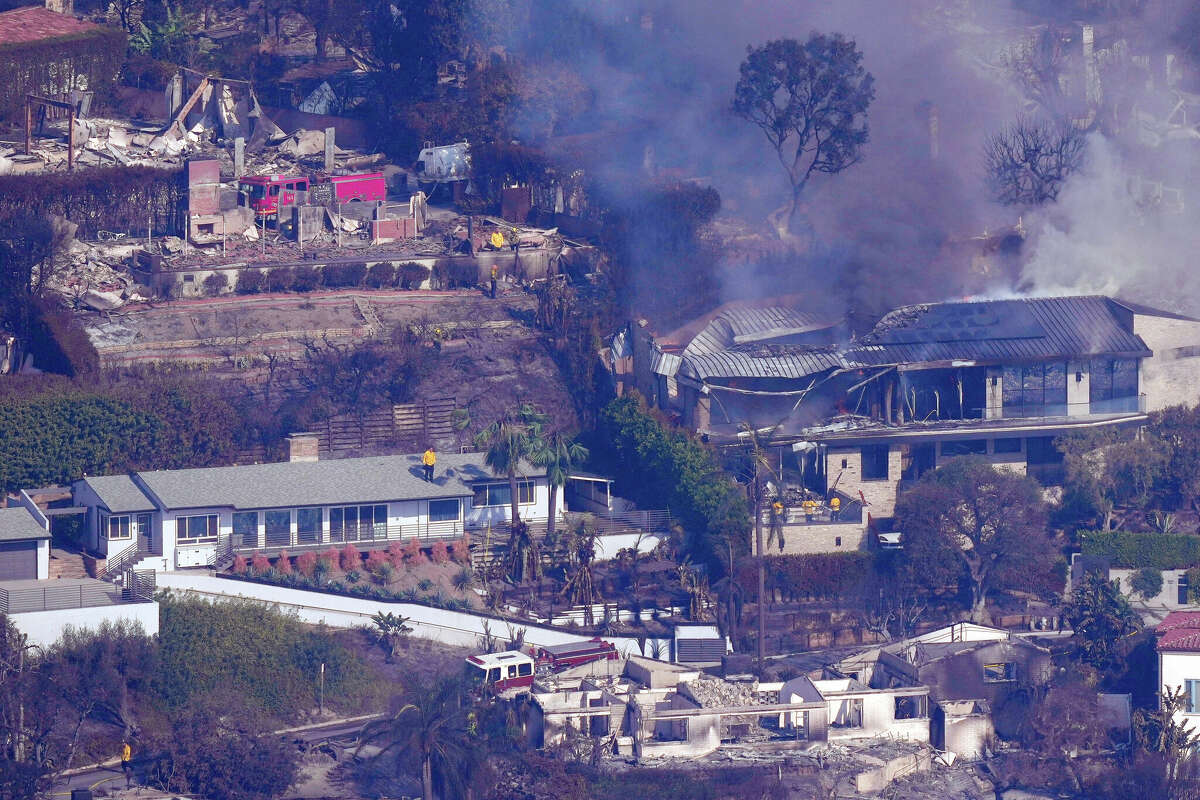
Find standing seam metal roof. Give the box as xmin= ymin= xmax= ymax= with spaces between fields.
xmin=679 ymin=307 xmax=845 ymax=381
xmin=845 ymin=296 xmax=1152 ymax=366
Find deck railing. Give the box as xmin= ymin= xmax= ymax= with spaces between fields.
xmin=0 ymin=572 xmax=155 ymax=614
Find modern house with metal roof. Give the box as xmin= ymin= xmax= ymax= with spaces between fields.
xmin=72 ymin=446 xmax=565 ymax=573
xmin=619 ymin=295 xmax=1200 ymax=553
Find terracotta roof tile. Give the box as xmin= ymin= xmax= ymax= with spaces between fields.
xmin=0 ymin=6 xmax=105 ymax=46
xmin=1156 ymin=612 xmax=1200 ymax=652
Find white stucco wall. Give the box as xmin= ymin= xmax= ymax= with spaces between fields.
xmin=9 ymin=601 xmax=160 ymax=648
xmin=1133 ymin=312 xmax=1200 ymax=412
xmin=1160 ymin=650 xmax=1200 ymax=734
xmin=36 ymin=540 xmax=49 ymax=581
xmin=154 ymin=571 xmax=659 ymax=659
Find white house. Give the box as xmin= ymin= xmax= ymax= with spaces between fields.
xmin=1156 ymin=611 xmax=1200 ymax=733
xmin=72 ymin=450 xmax=565 ymax=572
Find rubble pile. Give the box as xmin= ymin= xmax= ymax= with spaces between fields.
xmin=679 ymin=677 xmax=762 ymax=709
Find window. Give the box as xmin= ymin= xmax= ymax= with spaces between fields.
xmin=232 ymin=511 xmax=258 ymax=547
xmin=487 ymin=668 xmax=500 ymax=682
xmin=830 ymin=698 xmax=864 ymax=728
xmin=941 ymin=440 xmax=987 ymax=457
xmin=429 ymin=498 xmax=460 ymax=523
xmin=330 ymin=505 xmax=387 ymax=540
xmin=265 ymin=510 xmax=291 ymax=546
xmin=983 ymin=662 xmax=1017 ymax=682
xmin=860 ymin=446 xmax=889 ymax=481
xmin=517 ymin=662 xmax=532 ymax=677
xmin=177 ymin=514 xmax=218 ymax=544
xmin=183 ymin=273 xmax=195 ymax=282
xmin=895 ymin=695 xmax=928 ymax=720
xmin=1003 ymin=362 xmax=1067 ymax=416
xmin=296 ymin=508 xmax=321 ymax=543
xmin=1090 ymin=358 xmax=1139 ymax=410
xmin=105 ymin=515 xmax=132 ymax=540
xmin=994 ymin=438 xmax=1022 ymax=454
xmin=1186 ymin=680 xmax=1200 ymax=713
xmin=473 ymin=481 xmax=534 ymax=506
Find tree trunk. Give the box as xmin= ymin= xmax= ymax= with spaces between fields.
xmin=547 ymin=482 xmax=558 ymax=539
xmin=969 ymin=582 xmax=989 ymax=624
xmin=508 ymin=469 xmax=521 ymax=527
xmin=421 ymin=755 xmax=434 ymax=800
xmin=314 ymin=26 xmax=327 ymax=62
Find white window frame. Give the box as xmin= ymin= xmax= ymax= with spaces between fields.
xmin=472 ymin=480 xmax=535 ymax=507
xmin=104 ymin=514 xmax=133 ymax=540
xmin=176 ymin=514 xmax=219 ymax=545
xmin=428 ymin=498 xmax=461 ymax=523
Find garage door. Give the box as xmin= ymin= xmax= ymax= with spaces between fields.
xmin=0 ymin=541 xmax=37 ymax=580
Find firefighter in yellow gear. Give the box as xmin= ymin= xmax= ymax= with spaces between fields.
xmin=830 ymin=495 xmax=842 ymax=522
xmin=422 ymin=447 xmax=436 ymax=482
xmin=803 ymin=497 xmax=817 ymax=523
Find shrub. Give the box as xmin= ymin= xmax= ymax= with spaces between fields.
xmin=202 ymin=272 xmax=229 ymax=296
xmin=1079 ymin=531 xmax=1200 ymax=570
xmin=251 ymin=552 xmax=271 ymax=574
xmin=339 ymin=544 xmax=361 ymax=572
xmin=295 ymin=551 xmax=318 ymax=577
xmin=266 ymin=266 xmax=294 ymax=292
xmin=325 ymin=261 xmax=366 ymax=287
xmin=417 ymin=578 xmax=434 ymax=592
xmin=735 ymin=553 xmax=874 ymax=602
xmin=450 ymin=536 xmax=472 ymax=565
xmin=430 ymin=540 xmax=450 ymax=564
xmin=374 ymin=562 xmax=395 ymax=584
xmin=365 ymin=550 xmax=389 ymax=572
xmin=232 ymin=554 xmax=248 ymax=575
xmin=275 ymin=550 xmax=292 ymax=574
xmin=402 ymin=539 xmax=424 ymax=566
xmin=1131 ymin=567 xmax=1164 ymax=600
xmin=236 ymin=269 xmax=264 ymax=294
xmin=365 ymin=262 xmax=396 ymax=288
xmin=387 ymin=540 xmax=406 ymax=568
xmin=293 ymin=264 xmax=321 ymax=292
xmin=398 ymin=262 xmax=430 ymax=289
xmin=345 ymin=569 xmax=361 ymax=583
xmin=452 ymin=567 xmax=473 ymax=591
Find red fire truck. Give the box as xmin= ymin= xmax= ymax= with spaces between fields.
xmin=238 ymin=171 xmax=386 ymax=218
xmin=465 ymin=651 xmax=536 ymax=692
xmin=534 ymin=639 xmax=619 ymax=671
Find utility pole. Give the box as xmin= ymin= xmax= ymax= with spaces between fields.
xmin=318 ymin=662 xmax=325 ymax=714
xmin=755 ymin=458 xmax=765 ymax=675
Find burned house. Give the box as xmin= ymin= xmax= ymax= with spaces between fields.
xmin=830 ymin=624 xmax=1052 ymax=758
xmin=619 ymin=296 xmax=1200 ymax=550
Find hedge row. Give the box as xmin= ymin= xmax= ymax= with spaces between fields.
xmin=0 ymin=166 xmax=183 ymax=238
xmin=225 ymin=262 xmax=432 ymax=295
xmin=0 ymin=27 xmax=126 ymax=122
xmin=1079 ymin=530 xmax=1200 ymax=569
xmin=735 ymin=552 xmax=874 ymax=602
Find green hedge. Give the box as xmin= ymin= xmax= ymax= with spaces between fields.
xmin=0 ymin=166 xmax=184 ymax=238
xmin=1079 ymin=530 xmax=1200 ymax=569
xmin=0 ymin=27 xmax=127 ymax=122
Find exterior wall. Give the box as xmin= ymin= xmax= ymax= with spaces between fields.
xmin=154 ymin=571 xmax=657 ymax=657
xmin=1160 ymin=650 xmax=1200 ymax=735
xmin=916 ymin=642 xmax=1052 ymax=738
xmin=464 ymin=478 xmax=557 ymax=526
xmin=36 ymin=540 xmax=49 ymax=581
xmin=1132 ymin=313 xmax=1200 ymax=412
xmin=939 ymin=712 xmax=993 ymax=759
xmin=826 ymin=446 xmax=904 ymax=517
xmin=1067 ymin=359 xmax=1091 ymax=416
xmin=752 ymin=514 xmax=870 ymax=555
xmin=985 ymin=368 xmax=1003 ymax=419
xmin=823 ymin=692 xmax=930 ymax=743
xmin=71 ymin=480 xmax=104 ymax=552
xmin=9 ymin=601 xmax=160 ymax=648
xmin=1112 ymin=567 xmax=1189 ymax=609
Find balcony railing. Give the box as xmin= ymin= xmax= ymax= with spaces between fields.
xmin=0 ymin=573 xmax=155 ymax=614
xmin=989 ymin=394 xmax=1145 ymax=420
xmin=759 ymin=500 xmax=864 ymax=528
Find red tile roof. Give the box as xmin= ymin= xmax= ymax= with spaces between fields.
xmin=1157 ymin=611 xmax=1200 ymax=652
xmin=0 ymin=6 xmax=105 ymax=46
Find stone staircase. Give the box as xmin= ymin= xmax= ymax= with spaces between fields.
xmin=48 ymin=548 xmax=88 ymax=580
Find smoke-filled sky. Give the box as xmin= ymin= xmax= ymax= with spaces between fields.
xmin=500 ymin=0 xmax=1200 ymax=321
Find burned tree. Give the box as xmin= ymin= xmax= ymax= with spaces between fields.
xmin=733 ymin=34 xmax=874 ymax=238
xmin=984 ymin=117 xmax=1086 ymax=206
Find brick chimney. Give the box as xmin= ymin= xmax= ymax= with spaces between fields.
xmin=286 ymin=432 xmax=319 ymax=463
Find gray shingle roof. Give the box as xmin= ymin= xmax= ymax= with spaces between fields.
xmin=845 ymin=296 xmax=1153 ymax=367
xmin=81 ymin=475 xmax=157 ymax=513
xmin=134 ymin=452 xmax=544 ymax=511
xmin=0 ymin=508 xmax=50 ymax=542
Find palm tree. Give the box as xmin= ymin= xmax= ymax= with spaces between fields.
xmin=357 ymin=677 xmax=477 ymax=800
xmin=475 ymin=405 xmax=548 ymax=582
xmin=530 ymin=432 xmax=589 ymax=539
